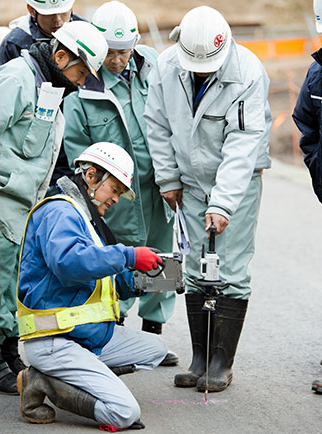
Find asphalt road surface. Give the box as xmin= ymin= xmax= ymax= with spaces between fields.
xmin=1 ymin=159 xmax=321 ymax=434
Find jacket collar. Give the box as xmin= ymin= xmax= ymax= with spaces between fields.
xmin=101 ymin=49 xmax=149 ymax=90
xmin=312 ymin=47 xmax=322 ymax=66
xmin=56 ymin=176 xmax=92 ymax=221
xmin=82 ymin=48 xmax=152 ymax=92
xmin=21 ymin=50 xmax=46 ymax=88
xmin=215 ymin=40 xmax=243 ymax=84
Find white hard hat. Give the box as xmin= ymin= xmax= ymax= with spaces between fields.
xmin=74 ymin=142 xmax=135 ymax=201
xmin=91 ymin=1 xmax=140 ymax=49
xmin=26 ymin=0 xmax=75 ymax=15
xmin=314 ymin=0 xmax=322 ymax=33
xmin=170 ymin=6 xmax=232 ymax=73
xmin=52 ymin=22 xmax=108 ymax=76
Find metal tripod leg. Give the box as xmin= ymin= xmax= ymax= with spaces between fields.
xmin=204 ymin=309 xmax=211 ymax=402
xmin=202 ymin=295 xmax=217 ymax=403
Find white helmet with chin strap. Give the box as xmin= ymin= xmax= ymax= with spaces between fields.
xmin=314 ymin=0 xmax=322 ymax=32
xmin=26 ymin=0 xmax=75 ymax=15
xmin=74 ymin=142 xmax=136 ymax=204
xmin=170 ymin=6 xmax=232 ymax=73
xmin=91 ymin=1 xmax=140 ymax=50
xmin=51 ymin=21 xmax=108 ymax=78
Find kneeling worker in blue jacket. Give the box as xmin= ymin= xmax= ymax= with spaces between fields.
xmin=17 ymin=142 xmax=167 ymax=430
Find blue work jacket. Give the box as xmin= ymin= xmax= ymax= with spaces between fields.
xmin=18 ymin=178 xmax=137 ymax=354
xmin=293 ymin=48 xmax=322 ymax=203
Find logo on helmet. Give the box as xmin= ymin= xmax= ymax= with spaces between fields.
xmin=214 ymin=34 xmax=224 ymax=48
xmin=49 ymin=0 xmax=59 ymax=4
xmin=114 ymin=28 xmax=124 ymax=38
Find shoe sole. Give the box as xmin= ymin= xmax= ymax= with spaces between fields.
xmin=17 ymin=370 xmax=54 ymax=424
xmin=0 ymin=390 xmax=19 ymax=395
xmin=160 ymin=360 xmax=179 ymax=367
xmin=312 ymin=383 xmax=322 ymax=394
xmin=197 ymin=374 xmax=233 ymax=393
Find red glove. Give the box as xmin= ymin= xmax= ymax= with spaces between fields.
xmin=133 ymin=247 xmax=163 ymax=272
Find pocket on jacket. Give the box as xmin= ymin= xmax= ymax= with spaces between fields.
xmin=0 ymin=170 xmax=37 ymax=207
xmin=22 ymin=117 xmax=54 ymax=159
xmin=199 ymin=114 xmax=226 ymax=146
xmin=138 ymin=88 xmax=148 ymax=97
xmin=202 ymin=114 xmax=225 ymax=121
xmin=87 ymin=111 xmax=124 ymax=144
xmin=87 ymin=113 xmax=117 ymax=127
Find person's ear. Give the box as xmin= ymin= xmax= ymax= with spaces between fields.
xmin=53 ymin=49 xmax=70 ymax=70
xmin=85 ymin=167 xmax=97 ymax=185
xmin=27 ymin=4 xmax=36 ymax=19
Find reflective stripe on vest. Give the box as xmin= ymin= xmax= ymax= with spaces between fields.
xmin=17 ymin=194 xmax=120 ymax=340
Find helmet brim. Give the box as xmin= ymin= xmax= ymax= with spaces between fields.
xmin=122 ymin=188 xmax=136 ymax=201
xmin=34 ymin=5 xmax=73 ymax=15
xmin=176 ymin=40 xmax=231 ymax=73
xmin=106 ymin=37 xmax=138 ymax=50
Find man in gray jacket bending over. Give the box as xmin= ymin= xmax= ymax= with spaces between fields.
xmin=144 ymin=6 xmax=272 ymax=393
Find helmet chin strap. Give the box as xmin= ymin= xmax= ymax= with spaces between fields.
xmin=81 ymin=171 xmax=109 ymax=207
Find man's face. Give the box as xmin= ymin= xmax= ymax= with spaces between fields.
xmin=62 ymin=61 xmax=90 ymax=87
xmin=194 ymin=72 xmax=212 ymax=78
xmin=85 ymin=169 xmax=126 ymax=216
xmin=93 ymin=176 xmax=126 ymax=216
xmin=27 ymin=5 xmax=72 ymax=35
xmin=103 ymin=49 xmax=132 ymax=75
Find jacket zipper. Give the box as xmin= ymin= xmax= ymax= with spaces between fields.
xmin=238 ymin=101 xmax=245 ymax=131
xmin=193 ymin=77 xmax=218 ymax=115
xmin=178 ymin=74 xmax=193 ymax=114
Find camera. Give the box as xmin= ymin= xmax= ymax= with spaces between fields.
xmin=133 ymin=252 xmax=185 ymax=294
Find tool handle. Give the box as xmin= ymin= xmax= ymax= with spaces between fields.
xmin=209 ymin=226 xmax=217 ymax=252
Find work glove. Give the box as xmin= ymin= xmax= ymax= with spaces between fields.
xmin=133 ymin=247 xmax=163 ymax=272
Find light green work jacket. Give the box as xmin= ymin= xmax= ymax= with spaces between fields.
xmin=0 ymin=50 xmax=64 ymax=244
xmin=64 ymin=45 xmax=172 ymax=246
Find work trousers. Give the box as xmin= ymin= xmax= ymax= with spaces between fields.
xmin=24 ymin=325 xmax=167 ymax=428
xmin=0 ymin=230 xmax=20 ymax=344
xmin=120 ymin=185 xmax=175 ymax=324
xmin=182 ymin=175 xmax=262 ymax=299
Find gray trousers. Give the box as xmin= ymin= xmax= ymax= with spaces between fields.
xmin=24 ymin=325 xmax=167 ymax=428
xmin=183 ymin=175 xmax=262 ymax=299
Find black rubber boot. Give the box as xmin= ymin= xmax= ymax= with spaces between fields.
xmin=17 ymin=367 xmax=97 ymax=424
xmin=0 ymin=359 xmax=18 ymax=395
xmin=142 ymin=319 xmax=179 ymax=366
xmin=312 ymin=379 xmax=322 ymax=393
xmin=142 ymin=319 xmax=162 ymax=334
xmin=174 ymin=293 xmax=208 ymax=387
xmin=1 ymin=337 xmax=27 ymax=375
xmin=197 ymin=296 xmax=248 ymax=393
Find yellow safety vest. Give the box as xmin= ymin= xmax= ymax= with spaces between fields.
xmin=17 ymin=194 xmax=120 ymax=340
